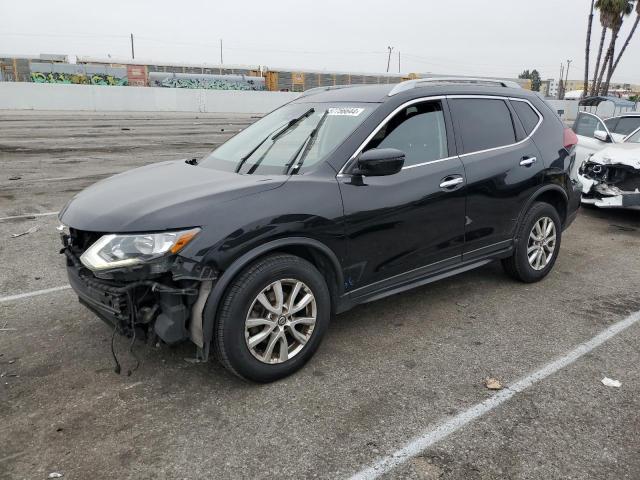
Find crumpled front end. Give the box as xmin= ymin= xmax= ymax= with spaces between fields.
xmin=60 ymin=227 xmax=216 ymax=355
xmin=578 ymin=157 xmax=640 ymax=210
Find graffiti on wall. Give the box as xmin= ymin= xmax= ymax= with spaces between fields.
xmin=29 ymin=62 xmax=128 ymax=86
xmin=148 ymin=72 xmax=265 ymax=90
xmin=30 ymin=72 xmax=128 ymax=85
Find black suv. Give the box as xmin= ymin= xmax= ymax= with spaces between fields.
xmin=59 ymin=79 xmax=581 ymax=382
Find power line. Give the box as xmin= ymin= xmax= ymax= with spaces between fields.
xmin=0 ymin=32 xmax=128 ymax=39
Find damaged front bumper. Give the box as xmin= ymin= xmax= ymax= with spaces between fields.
xmin=578 ymin=160 xmax=640 ymax=210
xmin=61 ymin=228 xmax=216 ymax=354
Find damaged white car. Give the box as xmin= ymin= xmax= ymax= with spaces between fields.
xmin=577 ymin=123 xmax=640 ymax=210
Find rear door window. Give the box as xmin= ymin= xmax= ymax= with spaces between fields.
xmin=511 ymin=100 xmax=541 ymax=135
xmin=449 ymin=99 xmax=516 ymax=154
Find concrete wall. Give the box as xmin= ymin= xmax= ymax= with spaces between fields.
xmin=0 ymin=82 xmax=299 ymax=113
xmin=546 ymin=99 xmax=637 ymax=122
xmin=546 ymin=100 xmax=581 ymax=121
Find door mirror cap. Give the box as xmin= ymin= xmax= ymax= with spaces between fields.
xmin=594 ymin=130 xmax=611 ymax=143
xmin=354 ymin=148 xmax=405 ymax=176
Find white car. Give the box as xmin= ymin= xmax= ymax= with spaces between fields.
xmin=573 ymin=112 xmax=640 ymax=174
xmin=574 ymin=115 xmax=640 ymax=210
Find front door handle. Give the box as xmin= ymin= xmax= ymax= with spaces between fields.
xmin=439 ymin=175 xmax=464 ymax=190
xmin=520 ymin=156 xmax=537 ymax=167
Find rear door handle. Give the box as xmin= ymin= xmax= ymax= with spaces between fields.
xmin=520 ymin=156 xmax=537 ymax=167
xmin=439 ymin=175 xmax=464 ymax=190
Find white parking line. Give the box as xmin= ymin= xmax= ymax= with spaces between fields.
xmin=349 ymin=309 xmax=640 ymax=480
xmin=0 ymin=285 xmax=71 ymax=304
xmin=0 ymin=211 xmax=59 ymax=222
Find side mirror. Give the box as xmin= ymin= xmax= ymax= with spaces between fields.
xmin=594 ymin=130 xmax=611 ymax=143
xmin=354 ymin=148 xmax=405 ymax=176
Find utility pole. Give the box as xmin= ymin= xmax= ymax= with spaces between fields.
xmin=564 ymin=59 xmax=572 ymax=96
xmin=386 ymin=46 xmax=394 ymax=73
xmin=398 ymin=51 xmax=401 ymax=74
xmin=558 ymin=62 xmax=565 ymax=99
xmin=130 ymin=33 xmax=135 ymax=60
xmin=220 ymin=39 xmax=223 ymax=65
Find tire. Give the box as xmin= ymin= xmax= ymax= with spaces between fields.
xmin=213 ymin=253 xmax=330 ymax=382
xmin=501 ymin=202 xmax=562 ymax=283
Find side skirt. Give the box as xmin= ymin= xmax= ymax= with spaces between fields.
xmin=336 ymin=245 xmax=513 ymax=313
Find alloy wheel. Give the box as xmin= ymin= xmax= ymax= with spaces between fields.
xmin=244 ymin=279 xmax=317 ymax=364
xmin=527 ymin=216 xmax=556 ymax=271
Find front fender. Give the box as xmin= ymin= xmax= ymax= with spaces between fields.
xmin=200 ymin=236 xmax=344 ymax=347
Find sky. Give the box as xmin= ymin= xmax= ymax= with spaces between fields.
xmin=1 ymin=0 xmax=639 ymax=84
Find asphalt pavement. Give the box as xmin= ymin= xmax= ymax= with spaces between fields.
xmin=1 ymin=111 xmax=639 ymax=480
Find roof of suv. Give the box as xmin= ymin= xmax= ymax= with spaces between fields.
xmin=295 ymin=81 xmax=536 ymax=104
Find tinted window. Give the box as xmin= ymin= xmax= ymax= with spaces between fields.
xmin=612 ymin=116 xmax=640 ymax=135
xmin=364 ymin=101 xmax=448 ymax=167
xmin=511 ymin=100 xmax=540 ymax=135
xmin=574 ymin=113 xmax=606 ymax=138
xmin=450 ymin=99 xmax=516 ymax=153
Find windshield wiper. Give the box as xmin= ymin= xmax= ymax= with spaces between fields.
xmin=285 ymin=109 xmax=329 ymax=175
xmin=235 ymin=107 xmax=315 ymax=174
xmin=271 ymin=107 xmax=315 ymax=140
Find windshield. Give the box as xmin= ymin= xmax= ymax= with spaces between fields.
xmin=625 ymin=128 xmax=640 ymax=143
xmin=199 ymin=103 xmax=374 ymax=175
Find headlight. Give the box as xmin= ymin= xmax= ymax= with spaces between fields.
xmin=80 ymin=228 xmax=200 ymax=271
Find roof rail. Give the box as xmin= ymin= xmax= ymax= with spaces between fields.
xmin=388 ymin=77 xmax=522 ymax=96
xmin=298 ymin=84 xmax=361 ymax=98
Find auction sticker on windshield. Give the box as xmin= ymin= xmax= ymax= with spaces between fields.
xmin=327 ymin=107 xmax=365 ymax=116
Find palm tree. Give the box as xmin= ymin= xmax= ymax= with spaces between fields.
xmin=602 ymin=0 xmax=640 ymax=94
xmin=590 ymin=0 xmax=616 ymax=95
xmin=584 ymin=0 xmax=596 ymax=97
xmin=595 ymin=0 xmax=634 ymax=95
xmin=591 ymin=0 xmax=627 ymax=95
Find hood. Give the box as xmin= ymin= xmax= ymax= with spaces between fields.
xmin=589 ymin=143 xmax=640 ymax=169
xmin=59 ymin=160 xmax=288 ymax=232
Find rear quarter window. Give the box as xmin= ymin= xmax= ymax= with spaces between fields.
xmin=450 ymin=98 xmax=516 ymax=154
xmin=511 ymin=100 xmax=541 ymax=135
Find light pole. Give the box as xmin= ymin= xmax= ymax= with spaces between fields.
xmin=386 ymin=46 xmax=394 ymax=73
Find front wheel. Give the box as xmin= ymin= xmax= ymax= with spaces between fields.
xmin=502 ymin=202 xmax=562 ymax=283
xmin=214 ymin=254 xmax=330 ymax=382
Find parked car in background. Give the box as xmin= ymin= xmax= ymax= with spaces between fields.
xmin=59 ymin=78 xmax=581 ymax=382
xmin=573 ymin=111 xmax=640 ymax=178
xmin=577 ymin=124 xmax=640 ymax=210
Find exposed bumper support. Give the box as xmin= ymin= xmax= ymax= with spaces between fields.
xmin=578 ymin=160 xmax=640 ymax=211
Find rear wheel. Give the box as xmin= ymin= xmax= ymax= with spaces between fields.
xmin=214 ymin=254 xmax=330 ymax=382
xmin=502 ymin=202 xmax=562 ymax=283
